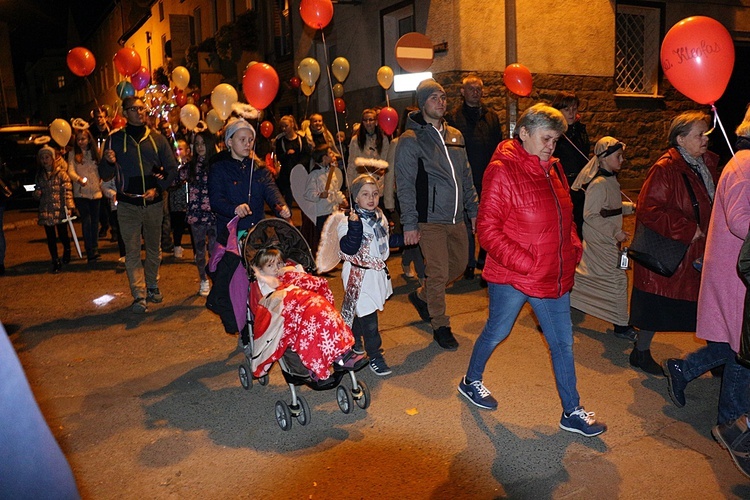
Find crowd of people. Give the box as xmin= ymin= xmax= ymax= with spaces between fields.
xmin=10 ymin=76 xmax=750 ymax=473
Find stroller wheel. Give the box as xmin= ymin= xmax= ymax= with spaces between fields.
xmin=258 ymin=373 xmax=269 ymax=386
xmin=238 ymin=364 xmax=252 ymax=390
xmin=354 ymin=379 xmax=371 ymax=410
xmin=336 ymin=385 xmax=352 ymax=414
xmin=296 ymin=395 xmax=311 ymax=426
xmin=275 ymin=400 xmax=293 ymax=431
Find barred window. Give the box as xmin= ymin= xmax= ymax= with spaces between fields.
xmin=615 ymin=4 xmax=661 ymax=95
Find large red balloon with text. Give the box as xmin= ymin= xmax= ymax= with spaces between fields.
xmin=67 ymin=47 xmax=96 ymax=77
xmin=378 ymin=107 xmax=398 ymax=136
xmin=114 ymin=48 xmax=142 ymax=77
xmin=242 ymin=63 xmax=280 ymax=110
xmin=300 ymin=0 xmax=333 ymax=30
xmin=503 ymin=64 xmax=533 ymax=97
xmin=661 ymin=16 xmax=734 ymax=105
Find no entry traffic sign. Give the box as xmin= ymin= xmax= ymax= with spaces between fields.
xmin=395 ymin=33 xmax=434 ymax=73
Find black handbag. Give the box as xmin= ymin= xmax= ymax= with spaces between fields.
xmin=628 ymin=173 xmax=700 ymax=278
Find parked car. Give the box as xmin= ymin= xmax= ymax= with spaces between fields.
xmin=0 ymin=124 xmax=50 ymax=199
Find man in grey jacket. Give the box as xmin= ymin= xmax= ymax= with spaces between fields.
xmin=395 ymin=78 xmax=479 ymax=350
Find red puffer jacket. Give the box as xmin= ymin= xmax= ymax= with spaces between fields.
xmin=478 ymin=138 xmax=582 ymax=298
xmin=632 ymin=147 xmax=719 ymax=302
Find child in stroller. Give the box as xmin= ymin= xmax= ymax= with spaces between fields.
xmin=247 ymin=246 xmax=367 ymax=381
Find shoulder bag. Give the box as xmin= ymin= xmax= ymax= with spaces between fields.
xmin=628 ymin=173 xmax=700 ymax=277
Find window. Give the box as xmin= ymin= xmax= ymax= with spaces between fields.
xmin=273 ymin=0 xmax=292 ymax=58
xmin=194 ymin=7 xmax=202 ymax=42
xmin=159 ymin=1 xmax=164 ymax=22
xmin=57 ymin=75 xmax=65 ymax=89
xmin=161 ymin=34 xmax=168 ymax=64
xmin=211 ymin=0 xmax=218 ymax=33
xmin=381 ymin=1 xmax=415 ymax=101
xmin=615 ymin=3 xmax=662 ymax=95
xmin=227 ymin=0 xmax=236 ymax=23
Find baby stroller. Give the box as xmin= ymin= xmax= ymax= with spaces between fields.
xmin=236 ymin=218 xmax=371 ymax=431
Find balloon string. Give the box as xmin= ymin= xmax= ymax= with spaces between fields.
xmin=84 ymin=77 xmax=101 ymax=108
xmin=711 ymin=104 xmax=736 ymax=161
xmin=320 ymin=30 xmax=352 ymax=209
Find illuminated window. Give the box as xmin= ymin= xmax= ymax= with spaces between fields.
xmin=57 ymin=75 xmax=65 ymax=88
xmin=273 ymin=0 xmax=292 ymax=58
xmin=615 ymin=3 xmax=662 ymax=96
xmin=159 ymin=1 xmax=164 ymax=21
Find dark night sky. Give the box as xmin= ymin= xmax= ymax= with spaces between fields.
xmin=2 ymin=0 xmax=115 ymax=74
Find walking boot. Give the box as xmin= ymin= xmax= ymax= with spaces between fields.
xmin=51 ymin=259 xmax=62 ymax=273
xmin=62 ymin=248 xmax=71 ymax=264
xmin=629 ymin=347 xmax=662 ymax=375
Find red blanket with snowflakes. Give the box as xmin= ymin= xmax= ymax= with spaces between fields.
xmin=250 ymin=271 xmax=354 ymax=380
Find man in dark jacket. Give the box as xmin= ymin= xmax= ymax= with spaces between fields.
xmin=100 ymin=96 xmax=177 ymax=313
xmin=446 ymin=75 xmax=502 ymax=279
xmin=395 ymin=78 xmax=479 ymax=350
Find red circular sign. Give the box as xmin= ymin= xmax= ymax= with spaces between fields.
xmin=394 ymin=33 xmax=434 ymax=73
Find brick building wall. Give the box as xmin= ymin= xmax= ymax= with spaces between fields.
xmin=439 ymin=70 xmax=704 ymax=181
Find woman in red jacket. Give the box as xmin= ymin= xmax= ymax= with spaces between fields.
xmin=629 ymin=111 xmax=718 ymax=374
xmin=457 ymin=103 xmax=606 ymax=438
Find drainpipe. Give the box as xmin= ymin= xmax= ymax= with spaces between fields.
xmin=505 ymin=0 xmax=517 ymax=138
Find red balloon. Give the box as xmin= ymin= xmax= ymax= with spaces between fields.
xmin=378 ymin=107 xmax=398 ymax=136
xmin=661 ymin=16 xmax=735 ymax=105
xmin=175 ymin=91 xmax=188 ymax=107
xmin=242 ymin=63 xmax=280 ymax=110
xmin=334 ymin=98 xmax=346 ymax=113
xmin=114 ymin=48 xmax=141 ymax=77
xmin=260 ymin=120 xmax=274 ymax=139
xmin=503 ymin=63 xmax=533 ymax=97
xmin=67 ymin=47 xmax=96 ymax=77
xmin=131 ymin=66 xmax=150 ymax=91
xmin=289 ymin=76 xmax=301 ymax=89
xmin=192 ymin=91 xmax=201 ymax=102
xmin=112 ymin=115 xmax=126 ymax=129
xmin=299 ymin=0 xmax=334 ymax=30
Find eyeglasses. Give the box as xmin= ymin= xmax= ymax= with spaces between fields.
xmin=126 ymin=106 xmax=146 ymax=112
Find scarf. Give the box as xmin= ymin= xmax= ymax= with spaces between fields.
xmin=355 ymin=205 xmax=388 ymax=255
xmin=339 ymin=232 xmax=387 ymax=326
xmin=677 ymin=145 xmax=715 ymax=202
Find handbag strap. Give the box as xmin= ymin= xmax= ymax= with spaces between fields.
xmin=682 ymin=173 xmax=700 ymax=225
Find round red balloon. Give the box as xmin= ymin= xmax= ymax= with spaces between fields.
xmin=290 ymin=76 xmax=301 ymax=89
xmin=260 ymin=120 xmax=274 ymax=139
xmin=131 ymin=66 xmax=151 ymax=91
xmin=300 ymin=0 xmax=334 ymax=30
xmin=175 ymin=91 xmax=188 ymax=107
xmin=114 ymin=48 xmax=141 ymax=77
xmin=378 ymin=107 xmax=398 ymax=136
xmin=242 ymin=63 xmax=280 ymax=110
xmin=112 ymin=115 xmax=126 ymax=129
xmin=67 ymin=47 xmax=96 ymax=77
xmin=503 ymin=63 xmax=533 ymax=97
xmin=334 ymin=98 xmax=346 ymax=113
xmin=661 ymin=16 xmax=735 ymax=105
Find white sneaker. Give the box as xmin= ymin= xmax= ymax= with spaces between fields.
xmin=174 ymin=246 xmax=184 ymax=259
xmin=198 ymin=279 xmax=210 ymax=297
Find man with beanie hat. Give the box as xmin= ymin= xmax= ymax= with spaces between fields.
xmin=395 ymin=78 xmax=479 ymax=350
xmin=100 ymin=96 xmax=178 ymax=313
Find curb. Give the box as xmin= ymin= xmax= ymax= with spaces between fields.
xmin=3 ymin=218 xmax=38 ymax=231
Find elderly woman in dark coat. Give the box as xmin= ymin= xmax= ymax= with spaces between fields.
xmin=629 ymin=111 xmax=719 ymax=374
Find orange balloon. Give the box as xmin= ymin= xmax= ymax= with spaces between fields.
xmin=503 ymin=64 xmax=532 ymax=97
xmin=67 ymin=47 xmax=96 ymax=77
xmin=299 ymin=0 xmax=333 ymax=30
xmin=113 ymin=48 xmax=141 ymax=77
xmin=660 ymin=16 xmax=735 ymax=105
xmin=242 ymin=63 xmax=280 ymax=110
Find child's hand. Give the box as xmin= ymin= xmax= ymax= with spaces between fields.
xmin=319 ymin=190 xmax=328 ymax=199
xmin=349 ymin=210 xmax=359 ymax=222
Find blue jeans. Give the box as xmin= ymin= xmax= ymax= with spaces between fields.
xmin=190 ymin=221 xmax=216 ymax=281
xmin=466 ymin=284 xmax=580 ymax=413
xmin=681 ymin=341 xmax=750 ymax=425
